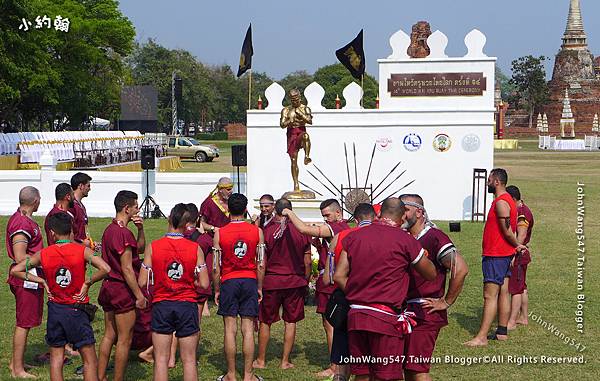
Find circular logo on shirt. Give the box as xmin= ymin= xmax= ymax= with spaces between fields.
xmin=402 ymin=133 xmax=422 ymax=152
xmin=234 ymin=241 xmax=248 ymax=259
xmin=55 ymin=268 xmax=72 ymax=288
xmin=433 ymin=134 xmax=452 ymax=152
xmin=461 ymin=133 xmax=481 ymax=152
xmin=167 ymin=261 xmax=184 ymax=281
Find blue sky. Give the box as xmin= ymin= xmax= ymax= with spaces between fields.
xmin=118 ymin=0 xmax=599 ymax=80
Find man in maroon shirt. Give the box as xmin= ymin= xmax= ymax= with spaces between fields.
xmin=400 ymin=194 xmax=469 ymax=381
xmin=200 ymin=177 xmax=233 ymax=233
xmin=97 ymin=190 xmax=146 ymax=381
xmin=6 ymin=186 xmax=44 ymax=378
xmin=506 ymin=185 xmax=535 ymax=330
xmin=282 ymin=198 xmax=349 ymax=377
xmin=69 ymin=172 xmax=92 ymax=247
xmin=334 ymin=198 xmax=436 ymax=381
xmin=252 ymin=194 xmax=275 ymax=230
xmin=44 ymin=183 xmax=75 ymax=246
xmin=253 ymin=198 xmax=312 ymax=370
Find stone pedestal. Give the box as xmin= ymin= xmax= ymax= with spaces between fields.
xmin=254 ymin=198 xmax=324 ymax=222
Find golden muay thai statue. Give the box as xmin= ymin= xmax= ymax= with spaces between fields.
xmin=280 ymin=89 xmax=315 ymax=199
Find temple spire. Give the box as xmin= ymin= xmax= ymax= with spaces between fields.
xmin=562 ymin=0 xmax=588 ymax=50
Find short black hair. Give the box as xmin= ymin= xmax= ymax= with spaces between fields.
xmin=320 ymin=199 xmax=341 ymax=211
xmin=259 ymin=194 xmax=274 ymax=203
xmin=506 ymin=185 xmax=521 ymax=201
xmin=490 ymin=168 xmax=508 ymax=185
xmin=48 ymin=212 xmax=72 ymax=236
xmin=353 ymin=203 xmax=375 ymax=221
xmin=55 ymin=183 xmax=72 ymax=201
xmin=185 ymin=203 xmax=199 ymax=224
xmin=275 ymin=198 xmax=292 ymax=216
xmin=169 ymin=203 xmax=189 ymax=229
xmin=71 ymin=172 xmax=92 ymax=190
xmin=380 ymin=197 xmax=405 ymax=219
xmin=228 ymin=193 xmax=248 ymax=216
xmin=114 ymin=190 xmax=138 ymax=213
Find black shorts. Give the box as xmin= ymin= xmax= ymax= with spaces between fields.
xmin=46 ymin=302 xmax=95 ymax=350
xmin=217 ymin=278 xmax=259 ymax=318
xmin=151 ymin=301 xmax=199 ymax=338
xmin=330 ymin=325 xmax=350 ymax=365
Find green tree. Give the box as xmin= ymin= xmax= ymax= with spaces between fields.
xmin=495 ymin=65 xmax=515 ymax=100
xmin=279 ymin=70 xmax=314 ymax=96
xmin=509 ymin=56 xmax=550 ymax=128
xmin=239 ymin=71 xmax=274 ymax=110
xmin=312 ymin=64 xmax=378 ymax=109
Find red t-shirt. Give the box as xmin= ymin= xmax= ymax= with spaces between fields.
xmin=184 ymin=227 xmax=213 ymax=298
xmin=483 ymin=192 xmax=517 ymax=257
xmin=263 ymin=220 xmax=311 ymax=290
xmin=200 ymin=196 xmax=230 ymax=228
xmin=44 ymin=206 xmax=74 ymax=246
xmin=218 ymin=221 xmax=260 ymax=282
xmin=40 ymin=243 xmax=87 ymax=304
xmin=343 ymin=222 xmax=424 ymax=337
xmin=316 ymin=220 xmax=350 ymax=295
xmin=6 ymin=209 xmax=44 ymax=287
xmin=101 ymin=220 xmax=139 ymax=282
xmin=151 ymin=237 xmax=199 ymax=303
xmin=69 ymin=199 xmax=88 ymax=242
xmin=406 ymin=226 xmax=455 ymax=328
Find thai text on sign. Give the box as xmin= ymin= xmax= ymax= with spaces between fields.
xmin=388 ymin=73 xmax=486 ymax=97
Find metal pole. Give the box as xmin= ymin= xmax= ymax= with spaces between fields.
xmin=171 ymin=71 xmax=178 ymax=135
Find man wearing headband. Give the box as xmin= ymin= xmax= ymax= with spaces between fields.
xmin=252 ymin=194 xmax=276 ymax=230
xmin=465 ymin=168 xmax=526 ymax=347
xmin=200 ymin=177 xmax=233 ymax=233
xmin=253 ymin=199 xmax=312 ymax=371
xmin=400 ymin=194 xmax=469 ymax=381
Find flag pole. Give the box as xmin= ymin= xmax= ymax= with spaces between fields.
xmin=248 ymin=69 xmax=252 ymax=110
xmin=360 ymin=74 xmax=364 ymax=108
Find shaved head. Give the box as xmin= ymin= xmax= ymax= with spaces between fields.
xmin=19 ymin=186 xmax=40 ymax=206
xmin=380 ymin=197 xmax=405 ymax=222
xmin=218 ymin=177 xmax=233 ymax=187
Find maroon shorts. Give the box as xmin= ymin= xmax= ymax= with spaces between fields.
xmin=315 ymin=290 xmax=331 ymax=314
xmin=131 ymin=307 xmax=153 ymax=350
xmin=287 ymin=127 xmax=306 ymax=156
xmin=98 ymin=279 xmax=136 ymax=314
xmin=403 ymin=327 xmax=441 ymax=373
xmin=10 ymin=285 xmax=44 ymax=328
xmin=259 ymin=287 xmax=305 ymax=324
xmin=348 ymin=330 xmax=404 ymax=380
xmin=509 ymin=264 xmax=528 ymax=295
xmin=197 ymin=295 xmax=209 ymax=304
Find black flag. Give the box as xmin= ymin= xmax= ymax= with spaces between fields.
xmin=237 ymin=24 xmax=253 ymax=77
xmin=335 ymin=30 xmax=365 ymax=80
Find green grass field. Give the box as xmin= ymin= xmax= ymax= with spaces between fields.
xmin=174 ymin=140 xmax=246 ymax=173
xmin=0 ymin=144 xmax=598 ymax=380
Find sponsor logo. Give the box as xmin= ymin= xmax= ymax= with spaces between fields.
xmin=234 ymin=241 xmax=248 ymax=259
xmin=462 ymin=133 xmax=481 ymax=152
xmin=376 ymin=137 xmax=393 ymax=151
xmin=433 ymin=134 xmax=452 ymax=152
xmin=167 ymin=262 xmax=183 ymax=281
xmin=55 ymin=268 xmax=72 ymax=288
xmin=403 ymin=133 xmax=422 ymax=152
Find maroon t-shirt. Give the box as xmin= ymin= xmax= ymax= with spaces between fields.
xmin=69 ymin=199 xmax=88 ymax=242
xmin=343 ymin=222 xmax=424 ymax=336
xmin=44 ymin=206 xmax=74 ymax=246
xmin=263 ymin=219 xmax=311 ymax=290
xmin=200 ymin=197 xmax=230 ymax=228
xmin=517 ymin=203 xmax=534 ymax=265
xmin=406 ymin=226 xmax=455 ymax=328
xmin=316 ymin=220 xmax=350 ymax=295
xmin=6 ymin=209 xmax=45 ymax=286
xmin=184 ymin=227 xmax=213 ymax=298
xmin=101 ymin=220 xmax=140 ymax=282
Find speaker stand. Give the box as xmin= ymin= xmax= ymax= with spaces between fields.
xmin=235 ymin=165 xmax=241 ymax=193
xmin=140 ymin=169 xmax=166 ymax=219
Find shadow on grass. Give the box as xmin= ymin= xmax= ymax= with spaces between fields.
xmin=452 ymin=306 xmax=484 ymax=336
xmin=207 ymin=338 xmax=285 ymax=373
xmin=300 ymin=339 xmax=330 ymax=369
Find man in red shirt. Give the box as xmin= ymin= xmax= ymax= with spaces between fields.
xmin=506 ymin=185 xmax=535 ymax=330
xmin=45 ymin=183 xmax=75 ymax=246
xmin=253 ymin=198 xmax=312 ymax=370
xmin=400 ymin=194 xmax=469 ymax=381
xmin=282 ymin=198 xmax=349 ymax=377
xmin=11 ymin=212 xmax=111 ymax=381
xmin=69 ymin=172 xmax=92 ymax=247
xmin=200 ymin=177 xmax=233 ymax=233
xmin=334 ymin=198 xmax=436 ymax=381
xmin=97 ymin=191 xmax=147 ymax=381
xmin=213 ymin=193 xmax=265 ymax=381
xmin=139 ymin=203 xmax=209 ymax=381
xmin=465 ymin=169 xmax=526 ymax=347
xmin=6 ymin=186 xmax=44 ymax=378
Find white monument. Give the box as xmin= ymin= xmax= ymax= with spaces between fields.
xmin=247 ymin=27 xmax=495 ymax=221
